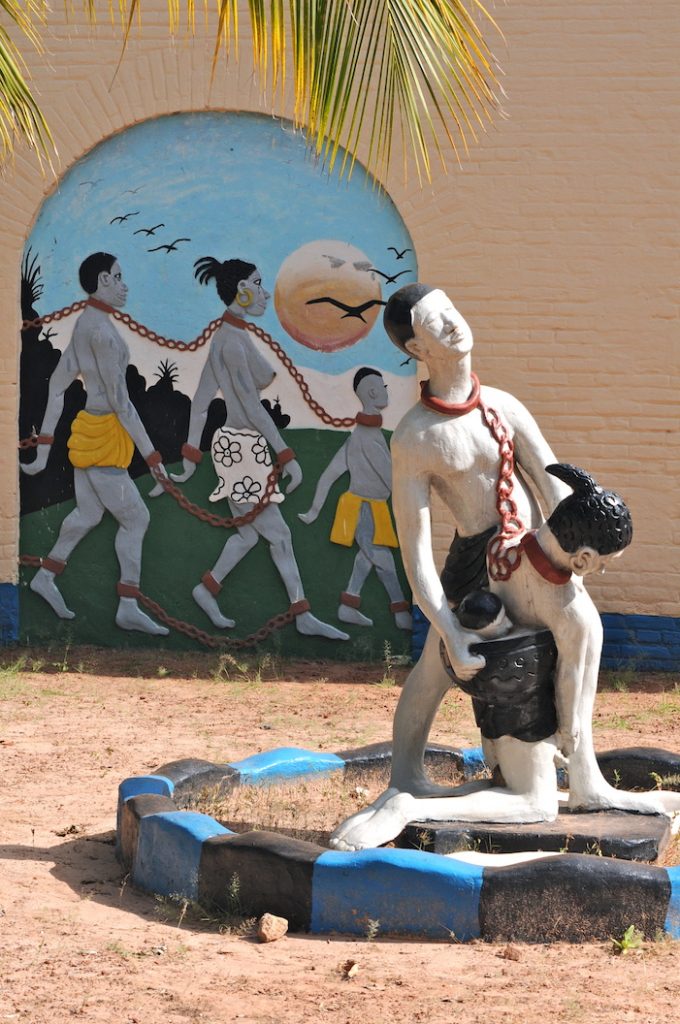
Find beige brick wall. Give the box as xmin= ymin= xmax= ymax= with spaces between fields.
xmin=3 ymin=0 xmax=678 ymax=617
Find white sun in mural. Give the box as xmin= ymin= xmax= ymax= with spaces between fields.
xmin=274 ymin=240 xmax=383 ymax=352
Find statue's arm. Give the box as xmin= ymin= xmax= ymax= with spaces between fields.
xmin=20 ymin=343 xmax=79 ymax=475
xmin=362 ymin=437 xmax=392 ymax=491
xmin=170 ymin=357 xmax=219 ymax=482
xmin=298 ymin=443 xmax=348 ymax=524
xmin=187 ymin=358 xmax=220 ymax=447
xmin=392 ymin=444 xmax=485 ymax=681
xmin=552 ymin=605 xmax=591 ymax=757
xmin=504 ymin=395 xmax=570 ymax=514
xmin=92 ymin=330 xmax=156 ymax=459
xmin=215 ymin=336 xmax=302 ymax=492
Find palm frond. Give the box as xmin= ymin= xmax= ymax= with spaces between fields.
xmin=0 ymin=0 xmax=501 ymax=181
xmin=0 ymin=0 xmax=52 ymax=165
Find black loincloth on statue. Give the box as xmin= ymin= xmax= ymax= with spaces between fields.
xmin=440 ymin=526 xmax=497 ymax=607
xmin=440 ymin=631 xmax=558 ymax=743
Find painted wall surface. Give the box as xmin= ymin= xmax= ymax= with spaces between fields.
xmin=19 ymin=112 xmax=416 ymax=655
xmin=0 ymin=0 xmax=678 ymax=658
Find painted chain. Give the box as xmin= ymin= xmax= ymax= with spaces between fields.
xmin=148 ymin=462 xmax=283 ymax=530
xmin=20 ymin=304 xmax=356 ymax=431
xmin=480 ymin=400 xmax=525 ymax=582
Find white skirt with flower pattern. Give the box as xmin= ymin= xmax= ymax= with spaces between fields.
xmin=208 ymin=427 xmax=284 ymax=505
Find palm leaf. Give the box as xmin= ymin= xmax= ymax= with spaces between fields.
xmin=0 ymin=0 xmax=501 ymax=181
xmin=0 ymin=0 xmax=52 ymax=164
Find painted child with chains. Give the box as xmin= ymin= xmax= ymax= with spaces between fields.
xmin=298 ymin=367 xmax=411 ymax=631
xmin=330 ymin=284 xmax=680 ymax=852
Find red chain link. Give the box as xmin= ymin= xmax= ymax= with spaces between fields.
xmin=480 ymin=399 xmax=525 ymax=582
xmin=242 ymin=321 xmax=356 ymax=429
xmin=149 ymin=462 xmax=284 ymax=529
xmin=20 ymin=302 xmax=356 ymax=430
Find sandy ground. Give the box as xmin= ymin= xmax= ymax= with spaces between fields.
xmin=2 ymin=646 xmax=680 ymax=1023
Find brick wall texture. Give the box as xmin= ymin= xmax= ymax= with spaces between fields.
xmin=2 ymin=1 xmax=678 ymax=621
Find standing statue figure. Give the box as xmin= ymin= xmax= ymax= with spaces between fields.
xmin=331 ymin=284 xmax=680 ymax=851
xmin=173 ymin=256 xmax=347 ymax=641
xmin=21 ymin=252 xmax=169 ymax=636
xmin=298 ymin=367 xmax=411 ymax=631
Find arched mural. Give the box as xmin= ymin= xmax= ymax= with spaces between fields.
xmin=18 ymin=112 xmax=417 ymax=657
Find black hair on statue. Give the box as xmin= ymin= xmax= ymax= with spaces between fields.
xmin=546 ymin=463 xmax=633 ymax=555
xmin=194 ymin=256 xmax=257 ymax=307
xmin=383 ymin=283 xmax=436 ymax=354
xmin=456 ymin=590 xmax=505 ymax=631
xmin=352 ymin=366 xmax=383 ymax=392
xmin=79 ymin=252 xmax=117 ymax=294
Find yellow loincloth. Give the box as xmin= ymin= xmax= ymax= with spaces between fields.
xmin=68 ymin=410 xmax=134 ymax=469
xmin=330 ymin=492 xmax=399 ymax=548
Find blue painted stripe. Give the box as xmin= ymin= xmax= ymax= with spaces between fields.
xmin=413 ymin=608 xmax=680 ymax=671
xmin=229 ymin=747 xmax=345 ymax=783
xmin=664 ymin=866 xmax=680 ymax=938
xmin=134 ymin=811 xmax=231 ymax=900
xmin=119 ymin=774 xmax=175 ymax=802
xmin=460 ymin=746 xmax=486 ymax=777
xmin=0 ymin=583 xmax=18 ymax=644
xmin=310 ymin=848 xmax=483 ymax=940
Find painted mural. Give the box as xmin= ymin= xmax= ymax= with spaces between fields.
xmin=19 ymin=112 xmax=417 ymax=657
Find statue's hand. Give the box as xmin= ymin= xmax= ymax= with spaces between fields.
xmin=443 ymin=628 xmax=486 ymax=682
xmin=21 ymin=446 xmax=50 ymax=476
xmin=556 ymin=728 xmax=580 ymax=758
xmin=149 ymin=462 xmax=169 ymax=498
xmin=170 ymin=458 xmax=197 ymax=484
xmin=282 ymin=458 xmax=302 ymax=494
xmin=298 ymin=508 xmax=318 ymax=525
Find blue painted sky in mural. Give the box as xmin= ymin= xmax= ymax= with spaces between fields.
xmin=27 ymin=113 xmax=417 ymax=377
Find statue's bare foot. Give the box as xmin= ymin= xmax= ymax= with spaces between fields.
xmin=330 ymin=789 xmax=416 ymax=851
xmin=569 ymin=783 xmax=675 ymax=817
xmin=30 ymin=569 xmax=75 ymax=620
xmin=116 ymin=597 xmax=169 ymax=636
xmin=296 ymin=611 xmax=349 ymax=641
xmin=338 ymin=604 xmax=373 ymax=627
xmin=394 ymin=610 xmax=413 ymax=631
xmin=390 ymin=768 xmax=489 ymax=798
xmin=192 ymin=584 xmax=235 ymax=629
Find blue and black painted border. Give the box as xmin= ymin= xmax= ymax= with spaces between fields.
xmin=117 ymin=742 xmax=680 ymax=942
xmin=411 ymin=607 xmax=680 ymax=672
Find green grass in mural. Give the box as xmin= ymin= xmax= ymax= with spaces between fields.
xmin=19 ymin=430 xmax=412 ymax=660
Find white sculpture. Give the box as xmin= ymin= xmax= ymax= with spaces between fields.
xmin=331 ymin=284 xmax=680 ymax=851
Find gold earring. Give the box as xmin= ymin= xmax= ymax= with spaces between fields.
xmin=236 ymin=288 xmax=253 ymax=307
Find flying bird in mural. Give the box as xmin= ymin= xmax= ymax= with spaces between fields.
xmin=387 ymin=246 xmax=412 ymax=259
xmin=124 ymin=187 xmax=144 ymax=194
xmin=369 ymin=268 xmax=412 ymax=284
xmin=306 ymin=296 xmax=386 ymax=322
xmin=110 ymin=211 xmax=140 ymax=224
xmin=147 ymin=238 xmax=192 ymax=253
xmin=133 ymin=223 xmax=165 ymax=236
xmin=79 ymin=179 xmax=103 ymax=187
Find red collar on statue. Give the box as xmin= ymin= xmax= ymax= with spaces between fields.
xmin=419 ymin=373 xmax=481 ymax=415
xmin=87 ymin=297 xmax=116 ymax=314
xmin=355 ymin=412 xmax=383 ymax=427
xmin=221 ymin=310 xmax=249 ymax=329
xmin=520 ymin=530 xmax=571 ymax=585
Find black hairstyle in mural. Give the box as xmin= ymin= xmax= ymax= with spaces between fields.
xmin=546 ymin=463 xmax=633 ymax=555
xmin=194 ymin=257 xmax=257 ymax=307
xmin=382 ymin=282 xmax=436 ymax=354
xmin=352 ymin=366 xmax=384 ymax=392
xmin=79 ymin=252 xmax=117 ymax=294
